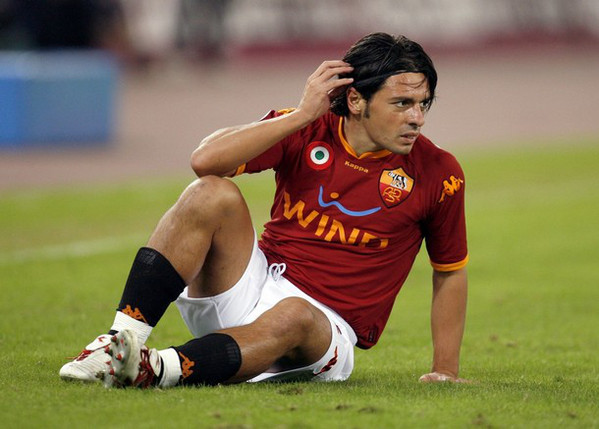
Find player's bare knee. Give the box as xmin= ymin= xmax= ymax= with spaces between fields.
xmin=271 ymin=297 xmax=327 ymax=340
xmin=176 ymin=176 xmax=243 ymax=218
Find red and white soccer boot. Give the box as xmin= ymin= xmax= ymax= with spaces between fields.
xmin=103 ymin=329 xmax=161 ymax=389
xmin=59 ymin=334 xmax=112 ymax=382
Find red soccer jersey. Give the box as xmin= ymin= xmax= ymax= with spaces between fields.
xmin=235 ymin=110 xmax=468 ymax=349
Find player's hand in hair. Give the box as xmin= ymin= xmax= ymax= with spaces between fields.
xmin=296 ymin=60 xmax=353 ymax=123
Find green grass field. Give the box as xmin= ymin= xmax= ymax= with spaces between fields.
xmin=1 ymin=139 xmax=598 ymax=428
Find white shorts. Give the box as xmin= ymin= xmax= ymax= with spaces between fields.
xmin=175 ymin=235 xmax=356 ymax=382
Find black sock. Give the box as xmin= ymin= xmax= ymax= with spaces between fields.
xmin=173 ymin=333 xmax=242 ymax=386
xmin=117 ymin=247 xmax=187 ymax=327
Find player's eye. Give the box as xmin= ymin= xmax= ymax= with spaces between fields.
xmin=419 ymin=100 xmax=432 ymax=112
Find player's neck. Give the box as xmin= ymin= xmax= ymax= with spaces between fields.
xmin=343 ymin=115 xmax=380 ymax=157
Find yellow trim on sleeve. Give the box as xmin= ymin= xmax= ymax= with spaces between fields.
xmin=277 ymin=108 xmax=296 ymax=115
xmin=233 ymin=164 xmax=246 ymax=177
xmin=430 ymin=254 xmax=469 ymax=272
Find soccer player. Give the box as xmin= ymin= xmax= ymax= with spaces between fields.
xmin=60 ymin=32 xmax=469 ymax=388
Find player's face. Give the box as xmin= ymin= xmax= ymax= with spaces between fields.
xmin=359 ymin=73 xmax=431 ymax=155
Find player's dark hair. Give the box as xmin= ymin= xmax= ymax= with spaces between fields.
xmin=330 ymin=32 xmax=437 ymax=117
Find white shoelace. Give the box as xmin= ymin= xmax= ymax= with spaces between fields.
xmin=268 ymin=263 xmax=287 ymax=282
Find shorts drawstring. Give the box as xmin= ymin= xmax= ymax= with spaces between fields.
xmin=268 ymin=263 xmax=287 ymax=282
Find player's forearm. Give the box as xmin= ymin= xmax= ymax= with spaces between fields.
xmin=191 ymin=110 xmax=313 ymax=177
xmin=430 ymin=268 xmax=468 ymax=378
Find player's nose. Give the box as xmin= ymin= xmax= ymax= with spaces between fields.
xmin=409 ymin=105 xmax=426 ymax=128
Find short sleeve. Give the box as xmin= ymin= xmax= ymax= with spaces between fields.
xmin=423 ymin=154 xmax=468 ymax=271
xmin=233 ymin=109 xmax=293 ymax=176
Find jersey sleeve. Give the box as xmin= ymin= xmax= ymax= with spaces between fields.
xmin=232 ymin=109 xmax=293 ymax=176
xmin=423 ymin=153 xmax=469 ymax=271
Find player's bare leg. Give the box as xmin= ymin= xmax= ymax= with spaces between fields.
xmin=147 ymin=175 xmax=255 ymax=295
xmin=221 ymin=296 xmax=332 ymax=382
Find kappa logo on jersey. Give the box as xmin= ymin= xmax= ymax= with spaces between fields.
xmin=305 ymin=141 xmax=333 ymax=170
xmin=438 ymin=175 xmax=464 ymax=202
xmin=378 ymin=167 xmax=414 ymax=208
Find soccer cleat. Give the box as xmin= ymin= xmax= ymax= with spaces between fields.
xmin=103 ymin=329 xmax=161 ymax=389
xmin=59 ymin=334 xmax=112 ymax=382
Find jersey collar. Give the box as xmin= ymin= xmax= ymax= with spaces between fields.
xmin=337 ymin=117 xmax=392 ymax=160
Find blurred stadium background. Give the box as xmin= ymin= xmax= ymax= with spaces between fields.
xmin=1 ymin=0 xmax=598 ymax=190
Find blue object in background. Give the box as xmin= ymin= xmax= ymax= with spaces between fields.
xmin=0 ymin=50 xmax=119 ymax=147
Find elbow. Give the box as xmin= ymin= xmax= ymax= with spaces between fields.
xmin=191 ymin=127 xmax=241 ymax=177
xmin=190 ymin=147 xmax=207 ymax=177
xmin=191 ymin=138 xmax=216 ymax=177
xmin=191 ymin=139 xmax=235 ymax=178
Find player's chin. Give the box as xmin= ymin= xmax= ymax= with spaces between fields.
xmin=390 ymin=142 xmax=415 ymax=155
xmin=391 ymin=135 xmax=416 ymax=153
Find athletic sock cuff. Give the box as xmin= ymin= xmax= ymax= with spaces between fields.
xmin=110 ymin=311 xmax=153 ymax=344
xmin=157 ymin=348 xmax=183 ymax=388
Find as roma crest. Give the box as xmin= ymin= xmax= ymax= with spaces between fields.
xmin=378 ymin=167 xmax=414 ymax=208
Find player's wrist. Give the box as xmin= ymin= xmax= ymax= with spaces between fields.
xmin=291 ymin=105 xmax=323 ymax=128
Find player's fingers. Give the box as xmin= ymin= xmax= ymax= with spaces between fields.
xmin=309 ymin=61 xmax=353 ymax=82
xmin=327 ymin=78 xmax=353 ymax=98
xmin=313 ymin=69 xmax=353 ymax=96
xmin=418 ymin=372 xmax=470 ymax=383
xmin=311 ymin=60 xmax=352 ymax=77
xmin=419 ymin=372 xmax=450 ymax=382
xmin=318 ymin=66 xmax=354 ymax=84
xmin=304 ymin=72 xmax=352 ymax=103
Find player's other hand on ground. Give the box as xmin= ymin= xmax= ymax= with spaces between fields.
xmin=419 ymin=372 xmax=471 ymax=383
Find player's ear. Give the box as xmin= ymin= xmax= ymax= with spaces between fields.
xmin=347 ymin=87 xmax=366 ymax=115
